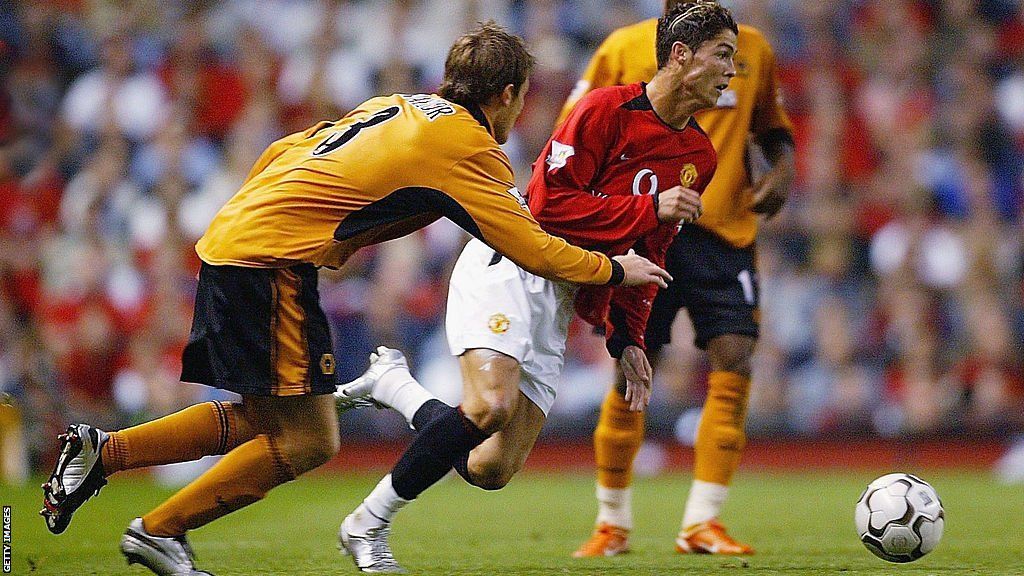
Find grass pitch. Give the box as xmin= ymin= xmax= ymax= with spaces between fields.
xmin=3 ymin=469 xmax=1021 ymax=575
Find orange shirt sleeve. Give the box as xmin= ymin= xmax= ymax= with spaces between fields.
xmin=443 ymin=148 xmax=616 ymax=286
xmin=751 ymin=39 xmax=794 ymax=136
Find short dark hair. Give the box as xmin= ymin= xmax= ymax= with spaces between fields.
xmin=438 ymin=21 xmax=535 ymax=108
xmin=656 ymin=1 xmax=738 ymax=68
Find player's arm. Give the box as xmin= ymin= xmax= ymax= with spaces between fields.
xmin=605 ymin=279 xmax=661 ymax=411
xmin=605 ymin=280 xmax=657 ymax=357
xmin=445 ymin=149 xmax=669 ymax=288
xmin=749 ymin=39 xmax=796 ymax=218
xmin=619 ymin=344 xmax=652 ymax=412
xmin=530 ymin=96 xmax=665 ymax=248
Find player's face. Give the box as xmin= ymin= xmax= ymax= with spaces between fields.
xmin=683 ymin=29 xmax=737 ymax=108
xmin=493 ymin=78 xmax=530 ymax=144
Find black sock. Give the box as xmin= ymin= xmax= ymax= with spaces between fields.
xmin=451 ymin=451 xmax=472 ymax=483
xmin=390 ymin=405 xmax=489 ymax=500
xmin=412 ymin=400 xmax=474 ymax=485
xmin=411 ymin=399 xmax=450 ymax=431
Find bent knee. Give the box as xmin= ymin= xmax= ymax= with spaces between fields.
xmin=277 ymin=429 xmax=339 ymax=473
xmin=469 ymin=464 xmax=516 ymax=491
xmin=460 ymin=351 xmax=521 ymax=434
xmin=707 ymin=335 xmax=755 ymax=378
xmin=463 ymin=402 xmax=515 ymax=435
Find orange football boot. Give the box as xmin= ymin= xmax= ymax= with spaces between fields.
xmin=675 ymin=519 xmax=754 ymax=555
xmin=572 ymin=523 xmax=630 ymax=557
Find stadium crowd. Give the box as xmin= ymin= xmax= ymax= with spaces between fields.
xmin=1 ymin=0 xmax=1022 ymax=474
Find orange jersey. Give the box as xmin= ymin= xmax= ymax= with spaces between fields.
xmin=558 ymin=22 xmax=793 ymax=247
xmin=197 ymin=93 xmax=616 ymax=286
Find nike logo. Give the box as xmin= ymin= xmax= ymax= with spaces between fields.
xmin=620 ymin=153 xmax=629 ymax=161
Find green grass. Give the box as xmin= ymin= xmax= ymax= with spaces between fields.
xmin=3 ymin=469 xmax=1020 ymax=575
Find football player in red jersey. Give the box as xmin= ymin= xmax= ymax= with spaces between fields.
xmin=333 ymin=3 xmax=737 ymax=572
xmin=571 ymin=1 xmax=796 ymax=558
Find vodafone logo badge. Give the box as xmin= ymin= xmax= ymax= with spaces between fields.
xmin=632 ymin=169 xmax=659 ymax=196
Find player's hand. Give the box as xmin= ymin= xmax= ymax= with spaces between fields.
xmin=613 ymin=249 xmax=672 ymax=288
xmin=619 ymin=345 xmax=652 ymax=412
xmin=748 ymin=137 xmax=795 ymax=219
xmin=656 ymin=186 xmax=703 ymax=224
xmin=750 ymin=170 xmax=789 ymax=218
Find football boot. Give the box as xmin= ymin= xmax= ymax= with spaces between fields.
xmin=335 ymin=346 xmax=408 ymax=412
xmin=572 ymin=523 xmax=630 ymax=557
xmin=41 ymin=424 xmax=109 ymax=534
xmin=121 ymin=518 xmax=214 ymax=575
xmin=675 ymin=519 xmax=754 ymax=555
xmin=338 ymin=513 xmax=407 ymax=573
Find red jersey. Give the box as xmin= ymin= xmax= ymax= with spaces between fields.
xmin=527 ymin=83 xmax=717 ymax=355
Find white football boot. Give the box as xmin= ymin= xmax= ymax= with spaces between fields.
xmin=338 ymin=513 xmax=407 ymax=573
xmin=120 ymin=518 xmax=214 ymax=575
xmin=334 ymin=346 xmax=409 ymax=412
xmin=41 ymin=424 xmax=109 ymax=534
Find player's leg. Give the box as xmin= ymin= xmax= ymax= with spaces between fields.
xmin=342 ymin=348 xmax=520 ymax=516
xmin=40 ymin=401 xmax=261 ymax=535
xmin=123 ymin=393 xmax=338 ymax=575
xmin=675 ymin=227 xmax=758 ymax=555
xmin=335 ymin=345 xmax=444 ymax=430
xmin=456 ymin=356 xmax=547 ymax=489
xmin=40 ymin=262 xmax=311 ymax=536
xmin=140 ymin=393 xmax=337 ymax=535
xmin=340 ymin=241 xmax=570 ymax=573
xmin=53 ymin=262 xmax=339 ymax=575
xmin=573 ymin=369 xmax=641 ymax=557
xmin=574 ymin=260 xmax=684 ymax=558
xmin=339 ymin=349 xmax=517 ymax=573
xmin=676 ymin=334 xmax=754 ymax=554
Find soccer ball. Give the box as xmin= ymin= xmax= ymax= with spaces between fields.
xmin=855 ymin=473 xmax=944 ymax=562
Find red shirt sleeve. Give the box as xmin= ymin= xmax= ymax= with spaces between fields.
xmin=527 ymin=92 xmax=660 ymax=249
xmin=579 ymin=227 xmax=675 ymax=357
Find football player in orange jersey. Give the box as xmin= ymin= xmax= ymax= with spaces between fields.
xmin=569 ymin=0 xmax=796 ymax=558
xmin=39 ymin=23 xmax=669 ymax=576
xmin=333 ymin=4 xmax=736 ymax=571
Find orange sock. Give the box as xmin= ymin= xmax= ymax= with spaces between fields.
xmin=595 ymin=389 xmax=645 ymax=489
xmin=142 ymin=434 xmax=295 ymax=536
xmin=102 ymin=401 xmax=254 ymax=475
xmin=693 ymin=371 xmax=750 ymax=485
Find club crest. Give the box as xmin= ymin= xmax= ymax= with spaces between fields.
xmin=488 ymin=313 xmax=511 ymax=334
xmin=680 ymin=163 xmax=698 ymax=187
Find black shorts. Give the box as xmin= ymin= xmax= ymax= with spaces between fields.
xmin=181 ymin=263 xmax=337 ymax=396
xmin=645 ymin=224 xmax=759 ymax=351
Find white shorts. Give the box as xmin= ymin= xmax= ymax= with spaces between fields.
xmin=446 ymin=239 xmax=578 ymax=415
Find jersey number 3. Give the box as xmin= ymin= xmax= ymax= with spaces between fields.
xmin=312 ymin=106 xmax=400 ymax=156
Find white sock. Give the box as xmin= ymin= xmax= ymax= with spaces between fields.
xmin=682 ymin=479 xmax=729 ymax=529
xmin=595 ymin=485 xmax=633 ymax=530
xmin=349 ymin=474 xmax=410 ymax=534
xmin=376 ymin=368 xmax=436 ymax=426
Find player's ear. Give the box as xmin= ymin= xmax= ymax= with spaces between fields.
xmin=499 ymin=83 xmax=516 ymax=106
xmin=670 ymin=41 xmax=692 ymax=65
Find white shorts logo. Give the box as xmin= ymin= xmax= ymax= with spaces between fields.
xmin=546 ymin=140 xmax=575 ymax=171
xmin=488 ymin=313 xmax=511 ymax=334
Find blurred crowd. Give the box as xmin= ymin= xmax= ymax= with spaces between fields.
xmin=1 ymin=0 xmax=1023 ymax=473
